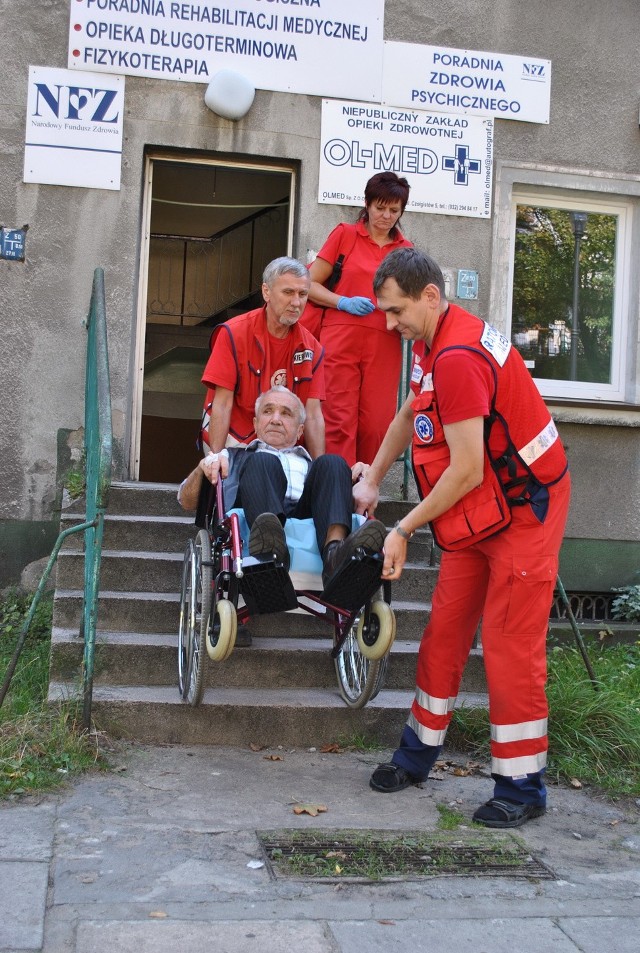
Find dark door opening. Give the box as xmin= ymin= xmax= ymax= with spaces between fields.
xmin=138 ymin=156 xmax=293 ymax=483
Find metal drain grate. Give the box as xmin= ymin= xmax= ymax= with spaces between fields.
xmin=258 ymin=829 xmax=555 ymax=881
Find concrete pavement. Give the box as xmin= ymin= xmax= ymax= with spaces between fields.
xmin=1 ymin=742 xmax=639 ymax=953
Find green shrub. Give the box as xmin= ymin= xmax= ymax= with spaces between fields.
xmin=611 ymin=584 xmax=640 ymax=623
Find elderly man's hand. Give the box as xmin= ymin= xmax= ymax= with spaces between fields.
xmin=351 ymin=461 xmax=370 ymax=484
xmin=200 ymin=449 xmax=229 ymax=484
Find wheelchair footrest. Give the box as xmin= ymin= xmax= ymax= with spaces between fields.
xmin=322 ymin=553 xmax=384 ymax=614
xmin=240 ymin=557 xmax=298 ymax=615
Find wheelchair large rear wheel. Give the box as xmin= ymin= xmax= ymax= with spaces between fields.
xmin=177 ymin=538 xmax=195 ymax=700
xmin=334 ymin=615 xmax=389 ymax=709
xmin=178 ymin=530 xmax=212 ymax=706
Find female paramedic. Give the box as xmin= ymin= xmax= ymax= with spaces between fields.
xmin=302 ymin=172 xmax=412 ymax=467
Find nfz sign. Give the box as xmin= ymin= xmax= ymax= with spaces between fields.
xmin=24 ymin=66 xmax=125 ymax=191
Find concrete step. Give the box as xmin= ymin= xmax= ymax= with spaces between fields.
xmin=63 ymin=482 xmax=186 ymax=518
xmin=67 ymin=480 xmax=422 ymax=521
xmin=55 ymin=549 xmax=439 ymax=602
xmin=56 ymin=550 xmax=183 ymax=593
xmin=50 ymin=628 xmax=487 ymax=694
xmin=52 ymin=590 xmax=433 ymax=639
xmin=47 ymin=682 xmax=487 ymax=747
xmin=59 ymin=512 xmax=195 ymax=553
xmin=61 ymin=511 xmax=437 ymax=562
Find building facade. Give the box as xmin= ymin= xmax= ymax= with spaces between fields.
xmin=1 ymin=0 xmax=639 ymax=591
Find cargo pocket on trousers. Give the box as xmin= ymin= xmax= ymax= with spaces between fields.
xmin=503 ymin=557 xmax=558 ymax=635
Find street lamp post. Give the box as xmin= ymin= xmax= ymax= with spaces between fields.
xmin=570 ymin=211 xmax=588 ymax=381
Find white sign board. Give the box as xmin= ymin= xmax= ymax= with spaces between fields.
xmin=67 ymin=0 xmax=384 ymax=102
xmin=319 ymin=99 xmax=494 ymax=219
xmin=383 ymin=42 xmax=551 ymax=124
xmin=24 ymin=66 xmax=124 ymax=190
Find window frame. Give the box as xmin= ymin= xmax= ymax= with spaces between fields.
xmin=490 ymin=162 xmax=640 ymax=407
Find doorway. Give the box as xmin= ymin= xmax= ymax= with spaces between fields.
xmin=133 ymin=153 xmax=296 ymax=483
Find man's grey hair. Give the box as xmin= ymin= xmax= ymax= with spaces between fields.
xmin=373 ymin=247 xmax=447 ymax=300
xmin=262 ymin=256 xmax=309 ymax=287
xmin=255 ymin=385 xmax=306 ymax=425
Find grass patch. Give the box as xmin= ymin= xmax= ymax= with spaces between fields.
xmin=435 ymin=802 xmax=466 ymax=830
xmin=448 ymin=638 xmax=640 ymax=796
xmin=337 ymin=732 xmax=385 ymax=752
xmin=260 ymin=829 xmax=553 ymax=880
xmin=1 ymin=590 xmax=107 ymax=797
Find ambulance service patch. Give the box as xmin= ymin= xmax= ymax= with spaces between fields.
xmin=414 ymin=414 xmax=434 ymax=443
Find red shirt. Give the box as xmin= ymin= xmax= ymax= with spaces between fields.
xmin=201 ymin=306 xmax=325 ymax=444
xmin=317 ymin=220 xmax=412 ymax=333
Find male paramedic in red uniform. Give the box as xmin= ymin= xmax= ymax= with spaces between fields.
xmin=201 ymin=256 xmax=326 ymax=467
xmin=354 ymin=248 xmax=571 ymax=828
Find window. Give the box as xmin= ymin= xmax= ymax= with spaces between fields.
xmin=507 ymin=190 xmax=631 ymax=402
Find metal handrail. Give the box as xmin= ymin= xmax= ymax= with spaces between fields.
xmin=81 ymin=267 xmax=112 ymax=727
xmin=0 ymin=269 xmax=112 ymax=726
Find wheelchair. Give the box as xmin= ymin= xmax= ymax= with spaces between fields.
xmin=177 ymin=478 xmax=396 ymax=710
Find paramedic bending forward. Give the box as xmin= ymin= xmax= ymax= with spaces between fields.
xmin=354 ymin=247 xmax=571 ymax=829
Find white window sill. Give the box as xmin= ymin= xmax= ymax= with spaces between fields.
xmin=549 ymin=403 xmax=640 ymax=428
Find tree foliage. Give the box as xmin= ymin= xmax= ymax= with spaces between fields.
xmin=512 ymin=206 xmax=616 ymax=383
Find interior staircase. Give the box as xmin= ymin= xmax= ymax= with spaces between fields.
xmin=48 ymin=479 xmax=488 ymax=748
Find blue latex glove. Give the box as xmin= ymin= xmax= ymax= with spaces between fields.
xmin=337 ymin=296 xmax=376 ymax=315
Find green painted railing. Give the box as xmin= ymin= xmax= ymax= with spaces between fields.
xmin=0 ymin=268 xmax=111 ymax=726
xmin=80 ymin=267 xmax=112 ymax=727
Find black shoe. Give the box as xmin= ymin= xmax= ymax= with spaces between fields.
xmin=248 ymin=513 xmax=290 ymax=569
xmin=370 ymin=762 xmax=421 ymax=793
xmin=472 ymin=797 xmax=546 ymax=828
xmin=322 ymin=519 xmax=386 ymax=588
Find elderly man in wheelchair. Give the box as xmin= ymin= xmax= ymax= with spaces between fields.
xmin=177 ymin=385 xmax=395 ymax=708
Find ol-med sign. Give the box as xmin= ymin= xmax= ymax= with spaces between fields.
xmin=318 ymin=99 xmax=494 ymax=219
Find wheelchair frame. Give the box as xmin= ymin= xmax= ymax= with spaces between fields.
xmin=177 ymin=479 xmax=396 ymax=710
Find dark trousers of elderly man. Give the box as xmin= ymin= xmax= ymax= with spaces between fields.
xmin=235 ymin=451 xmax=352 ymax=560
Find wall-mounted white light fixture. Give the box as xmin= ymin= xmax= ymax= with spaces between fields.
xmin=204 ymin=70 xmax=255 ymax=121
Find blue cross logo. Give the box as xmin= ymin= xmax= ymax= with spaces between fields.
xmin=442 ymin=145 xmax=482 ymax=186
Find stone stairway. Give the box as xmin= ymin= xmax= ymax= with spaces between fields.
xmin=48 ymin=480 xmax=487 ymax=747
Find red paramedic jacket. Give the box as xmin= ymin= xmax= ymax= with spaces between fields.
xmin=410 ymin=304 xmax=568 ymax=551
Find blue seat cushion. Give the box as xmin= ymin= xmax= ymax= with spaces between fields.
xmin=228 ymin=510 xmax=365 ymax=574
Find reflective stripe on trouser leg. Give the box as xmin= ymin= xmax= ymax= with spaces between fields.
xmin=479 ymin=474 xmax=571 ymax=794
xmin=392 ymin=547 xmax=489 ymax=779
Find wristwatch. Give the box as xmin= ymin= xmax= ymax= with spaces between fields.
xmin=394 ymin=521 xmax=415 ymax=540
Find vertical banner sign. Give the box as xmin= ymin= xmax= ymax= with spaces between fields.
xmin=383 ymin=42 xmax=551 ymax=124
xmin=67 ymin=0 xmax=385 ymax=102
xmin=24 ymin=66 xmax=124 ymax=190
xmin=319 ymin=99 xmax=494 ymax=219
